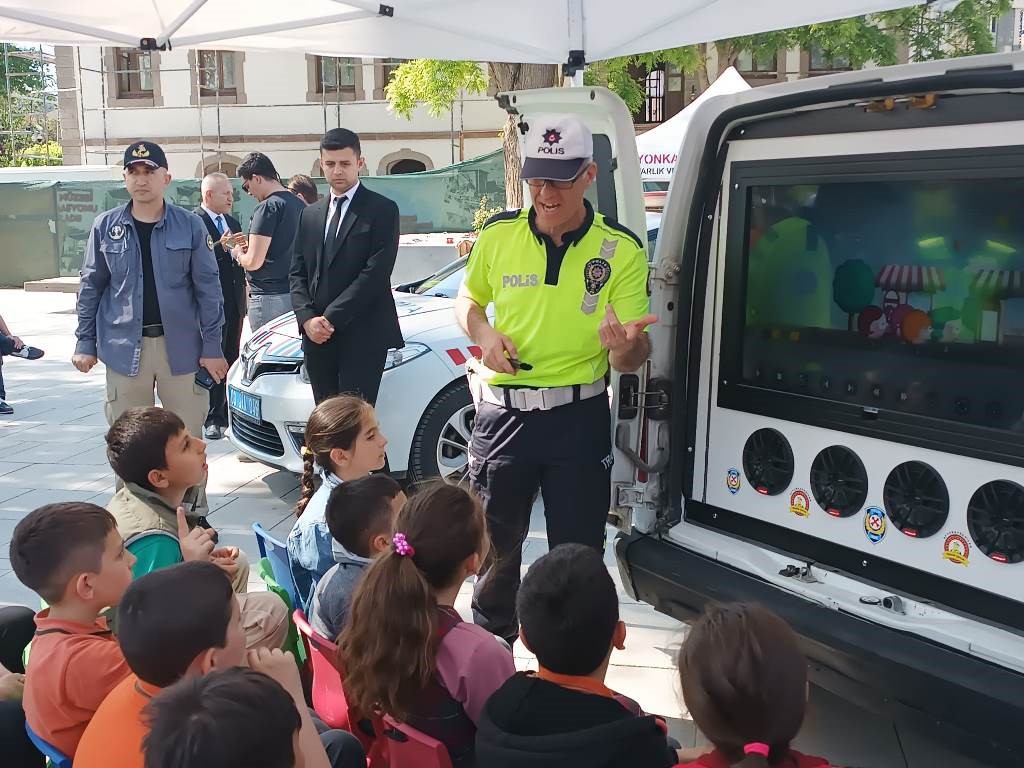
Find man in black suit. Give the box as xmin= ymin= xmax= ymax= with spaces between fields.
xmin=289 ymin=129 xmax=402 ymax=405
xmin=195 ymin=172 xmax=246 ymax=439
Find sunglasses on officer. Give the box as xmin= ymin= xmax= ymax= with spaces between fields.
xmin=241 ymin=179 xmax=252 ymax=195
xmin=525 ymin=164 xmax=590 ymax=191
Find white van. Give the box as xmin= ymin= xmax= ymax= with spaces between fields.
xmin=507 ymin=51 xmax=1024 ymax=765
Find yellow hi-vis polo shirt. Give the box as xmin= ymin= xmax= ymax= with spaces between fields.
xmin=461 ymin=201 xmax=650 ymax=388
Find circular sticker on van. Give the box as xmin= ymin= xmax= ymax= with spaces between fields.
xmin=726 ymin=468 xmax=741 ymax=495
xmin=942 ymin=532 xmax=970 ymax=566
xmin=789 ymin=489 xmax=810 ymax=518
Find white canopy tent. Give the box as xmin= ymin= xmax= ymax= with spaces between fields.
xmin=636 ymin=67 xmax=750 ymax=182
xmin=0 ymin=0 xmax=949 ymax=68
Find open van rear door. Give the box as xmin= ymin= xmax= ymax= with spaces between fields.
xmin=498 ymin=86 xmax=652 ymax=530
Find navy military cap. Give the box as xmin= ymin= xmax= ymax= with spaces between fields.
xmin=123 ymin=141 xmax=168 ymax=170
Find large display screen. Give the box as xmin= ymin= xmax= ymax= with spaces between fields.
xmin=719 ymin=149 xmax=1024 ymax=456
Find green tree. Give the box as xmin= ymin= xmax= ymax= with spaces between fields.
xmin=385 ymin=59 xmax=487 ymax=119
xmin=13 ymin=139 xmax=62 ymax=166
xmin=584 ymin=47 xmax=704 ymax=113
xmin=591 ymin=0 xmax=1009 ymax=105
xmin=385 ymin=60 xmax=558 ymax=208
xmin=0 ymin=44 xmax=56 ymax=167
xmin=833 ymin=259 xmax=877 ymax=330
xmin=879 ymin=0 xmax=1010 ymax=61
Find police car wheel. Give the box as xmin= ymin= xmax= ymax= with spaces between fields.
xmin=408 ymin=379 xmax=475 ymax=486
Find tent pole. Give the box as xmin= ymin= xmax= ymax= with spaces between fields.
xmin=75 ymin=47 xmax=88 ymax=165
xmin=195 ymin=54 xmax=205 ymax=178
xmin=99 ymin=49 xmax=110 ymax=166
xmin=0 ymin=9 xmax=138 ymax=46
xmin=156 ymin=0 xmax=210 ymax=48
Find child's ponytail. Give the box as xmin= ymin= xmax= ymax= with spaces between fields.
xmin=295 ymin=447 xmax=317 ymax=517
xmin=337 ymin=483 xmax=486 ymax=720
xmin=734 ymin=743 xmax=773 ymax=768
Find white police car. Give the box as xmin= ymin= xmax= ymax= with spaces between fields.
xmin=226 ymin=215 xmax=661 ymax=482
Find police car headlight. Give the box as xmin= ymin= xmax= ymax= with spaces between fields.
xmin=384 ymin=343 xmax=430 ymax=371
xmin=299 ymin=364 xmax=310 ymax=384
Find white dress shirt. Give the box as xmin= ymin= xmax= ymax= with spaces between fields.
xmin=323 ymin=181 xmax=360 ymax=242
xmin=201 ymin=205 xmax=229 ymax=235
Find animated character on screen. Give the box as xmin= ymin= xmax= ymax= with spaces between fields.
xmin=900 ymin=309 xmax=932 ymax=345
xmin=857 ymin=306 xmax=888 ymax=339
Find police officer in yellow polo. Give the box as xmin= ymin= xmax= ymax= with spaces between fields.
xmin=457 ymin=114 xmax=656 ymax=645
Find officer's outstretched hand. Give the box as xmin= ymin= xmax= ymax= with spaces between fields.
xmin=599 ymin=304 xmax=658 ymax=353
xmin=481 ymin=326 xmax=519 ymax=376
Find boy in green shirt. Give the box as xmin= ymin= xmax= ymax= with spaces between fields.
xmin=104 ymin=406 xmax=287 ymax=650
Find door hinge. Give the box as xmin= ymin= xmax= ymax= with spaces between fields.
xmin=617 ymin=375 xmax=671 ymax=420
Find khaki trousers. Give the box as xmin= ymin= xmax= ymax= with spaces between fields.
xmin=104 ymin=336 xmax=210 ymax=513
xmin=222 ymin=548 xmax=290 ymax=651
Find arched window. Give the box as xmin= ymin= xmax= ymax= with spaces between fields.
xmin=388 ymin=158 xmax=427 ymax=175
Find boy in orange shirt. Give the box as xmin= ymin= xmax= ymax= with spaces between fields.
xmin=75 ymin=561 xmax=248 ymax=768
xmin=9 ymin=502 xmax=135 ymax=757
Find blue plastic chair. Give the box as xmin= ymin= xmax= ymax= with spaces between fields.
xmin=25 ymin=721 xmax=72 ymax=768
xmin=251 ymin=522 xmax=300 ymax=611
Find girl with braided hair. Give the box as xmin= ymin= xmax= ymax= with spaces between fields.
xmin=286 ymin=394 xmax=388 ymax=610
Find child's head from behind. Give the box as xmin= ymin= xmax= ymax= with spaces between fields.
xmin=678 ymin=603 xmax=808 ymax=767
xmin=338 ymin=482 xmax=487 ymax=719
xmin=325 ymin=474 xmax=405 ymax=558
xmin=9 ymin=502 xmax=135 ymax=607
xmin=297 ymin=395 xmax=387 ymax=515
xmin=106 ymin=407 xmax=207 ymax=496
xmin=118 ymin=561 xmax=245 ymax=687
xmin=143 ymin=667 xmax=301 ymax=768
xmin=517 ymin=543 xmax=623 ymax=677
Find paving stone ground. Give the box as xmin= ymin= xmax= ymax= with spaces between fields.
xmin=0 ymin=288 xmax=991 ymax=767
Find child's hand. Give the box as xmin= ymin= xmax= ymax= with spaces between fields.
xmin=210 ymin=547 xmax=240 ymax=581
xmin=210 ymin=546 xmax=239 ymax=561
xmin=247 ymin=647 xmax=301 ymax=700
xmin=0 ymin=672 xmax=25 ymax=702
xmin=176 ymin=506 xmax=215 ymax=563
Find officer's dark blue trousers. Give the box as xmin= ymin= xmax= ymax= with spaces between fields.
xmin=470 ymin=393 xmax=612 ymax=646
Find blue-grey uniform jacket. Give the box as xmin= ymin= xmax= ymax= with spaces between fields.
xmin=75 ymin=201 xmax=225 ymax=377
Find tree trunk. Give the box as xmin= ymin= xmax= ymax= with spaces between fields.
xmin=695 ymin=43 xmax=711 ymax=94
xmin=488 ymin=62 xmax=559 ymax=210
xmin=716 ymin=40 xmax=738 ymax=77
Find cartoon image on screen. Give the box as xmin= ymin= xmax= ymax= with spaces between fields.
xmin=730 ymin=173 xmax=1024 ymax=432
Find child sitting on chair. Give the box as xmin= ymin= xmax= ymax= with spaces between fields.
xmin=310 ymin=474 xmax=405 ymax=640
xmin=287 ymin=395 xmax=389 ymax=612
xmin=672 ymin=603 xmax=836 ymax=768
xmin=10 ymin=502 xmax=135 ymax=757
xmin=476 ymin=543 xmax=686 ymax=767
xmin=338 ymin=483 xmax=515 ymax=767
xmin=142 ymin=656 xmax=338 ymax=768
xmin=104 ymin=406 xmax=287 ymax=651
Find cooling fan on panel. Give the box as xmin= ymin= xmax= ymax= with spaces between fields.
xmin=809 ymin=445 xmax=868 ymax=518
xmin=967 ymin=480 xmax=1024 ymax=564
xmin=883 ymin=461 xmax=949 ymax=539
xmin=741 ymin=428 xmax=794 ymax=496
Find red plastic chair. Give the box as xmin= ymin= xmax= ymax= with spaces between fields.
xmin=292 ymin=611 xmax=350 ymax=727
xmin=378 ymin=714 xmax=454 ymax=768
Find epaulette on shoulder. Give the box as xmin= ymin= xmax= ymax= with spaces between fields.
xmin=481 ymin=209 xmax=522 ymax=230
xmin=597 ymin=215 xmax=643 ymax=250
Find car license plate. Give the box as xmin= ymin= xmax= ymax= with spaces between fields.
xmin=229 ymin=386 xmax=261 ymax=422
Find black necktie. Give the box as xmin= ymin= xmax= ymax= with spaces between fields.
xmin=323 ymin=196 xmax=345 ymax=256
